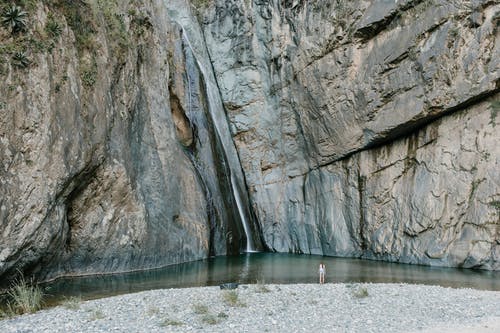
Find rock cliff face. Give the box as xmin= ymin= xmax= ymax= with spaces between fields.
xmin=199 ymin=0 xmax=499 ymax=269
xmin=0 ymin=0 xmax=498 ymax=285
xmin=0 ymin=0 xmax=259 ymax=286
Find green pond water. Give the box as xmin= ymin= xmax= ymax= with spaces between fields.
xmin=39 ymin=253 xmax=500 ymax=305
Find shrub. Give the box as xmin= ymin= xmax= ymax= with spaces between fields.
xmin=95 ymin=0 xmax=129 ymax=59
xmin=45 ymin=14 xmax=63 ymax=38
xmin=159 ymin=318 xmax=184 ymax=327
xmin=130 ymin=9 xmax=153 ymax=38
xmin=61 ymin=296 xmax=82 ymax=310
xmin=217 ymin=312 xmax=228 ymax=319
xmin=12 ymin=52 xmax=30 ymax=68
xmin=352 ymin=286 xmax=369 ymax=298
xmin=88 ymin=308 xmax=105 ymax=320
xmin=201 ymin=314 xmax=219 ymax=325
xmin=1 ymin=5 xmax=28 ymax=33
xmin=192 ymin=303 xmax=209 ymax=314
xmin=53 ymin=0 xmax=96 ymax=53
xmin=222 ymin=290 xmax=239 ymax=305
xmin=81 ymin=68 xmax=96 ymax=87
xmin=222 ymin=290 xmax=246 ymax=307
xmin=6 ymin=275 xmax=44 ymax=314
xmin=0 ymin=307 xmax=12 ymax=319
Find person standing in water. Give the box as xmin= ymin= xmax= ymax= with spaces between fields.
xmin=319 ymin=263 xmax=326 ymax=284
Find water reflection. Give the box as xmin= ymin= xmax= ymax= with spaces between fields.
xmin=42 ymin=253 xmax=500 ymax=305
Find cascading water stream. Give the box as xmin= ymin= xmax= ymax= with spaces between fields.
xmin=184 ymin=34 xmax=254 ymax=253
xmin=167 ymin=2 xmax=256 ymax=252
xmin=230 ymin=175 xmax=255 ymax=252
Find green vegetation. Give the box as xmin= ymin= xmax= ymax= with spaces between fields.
xmin=191 ymin=300 xmax=230 ymax=326
xmin=222 ymin=290 xmax=239 ymax=305
xmin=12 ymin=51 xmax=30 ymax=68
xmin=49 ymin=0 xmax=150 ymax=88
xmin=469 ymin=178 xmax=484 ymax=204
xmin=129 ymin=8 xmax=152 ymax=37
xmin=3 ymin=275 xmax=44 ymax=315
xmin=16 ymin=0 xmax=38 ymax=12
xmin=190 ymin=301 xmax=229 ymax=326
xmin=0 ymin=4 xmax=33 ymax=72
xmin=0 ymin=0 xmax=151 ymax=87
xmin=201 ymin=314 xmax=219 ymax=325
xmin=488 ymin=200 xmax=500 ymax=210
xmin=1 ymin=5 xmax=28 ymax=34
xmin=95 ymin=0 xmax=129 ymax=58
xmin=0 ymin=308 xmax=9 ymax=319
xmin=192 ymin=303 xmax=209 ymax=314
xmin=448 ymin=26 xmax=459 ymax=44
xmin=191 ymin=0 xmax=213 ymax=9
xmin=0 ymin=56 xmax=7 ymax=75
xmin=61 ymin=296 xmax=82 ymax=310
xmin=88 ymin=308 xmax=105 ymax=320
xmin=45 ymin=13 xmax=63 ymax=39
xmin=54 ymin=0 xmax=151 ymax=53
xmin=146 ymin=305 xmax=160 ymax=316
xmin=0 ymin=3 xmax=50 ymax=76
xmin=222 ymin=290 xmax=246 ymax=307
xmin=159 ymin=318 xmax=184 ymax=327
xmin=489 ymin=101 xmax=500 ymax=127
xmin=80 ymin=55 xmax=98 ymax=87
xmin=81 ymin=68 xmax=97 ymax=87
xmin=217 ymin=311 xmax=228 ymax=319
xmin=51 ymin=0 xmax=96 ymax=53
xmin=190 ymin=0 xmax=214 ymax=19
xmin=53 ymin=74 xmax=68 ymax=93
xmin=352 ymin=286 xmax=369 ymax=298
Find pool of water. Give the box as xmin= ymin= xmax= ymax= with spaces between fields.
xmin=39 ymin=253 xmax=500 ymax=305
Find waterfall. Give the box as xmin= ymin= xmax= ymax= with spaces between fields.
xmin=167 ymin=2 xmax=256 ymax=252
xmin=231 ymin=175 xmax=255 ymax=252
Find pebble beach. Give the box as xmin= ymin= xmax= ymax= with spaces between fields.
xmin=1 ymin=283 xmax=499 ymax=332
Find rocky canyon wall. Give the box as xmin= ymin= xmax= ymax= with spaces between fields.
xmin=0 ymin=0 xmax=498 ymax=287
xmin=200 ymin=0 xmax=499 ymax=269
xmin=0 ymin=0 xmax=256 ymax=285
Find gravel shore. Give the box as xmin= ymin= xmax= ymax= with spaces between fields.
xmin=1 ymin=283 xmax=499 ymax=332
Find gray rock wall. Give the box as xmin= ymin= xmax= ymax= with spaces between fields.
xmin=201 ymin=0 xmax=499 ymax=268
xmin=0 ymin=0 xmax=250 ymax=284
xmin=309 ymin=97 xmax=498 ymax=269
xmin=0 ymin=0 xmax=498 ymax=285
